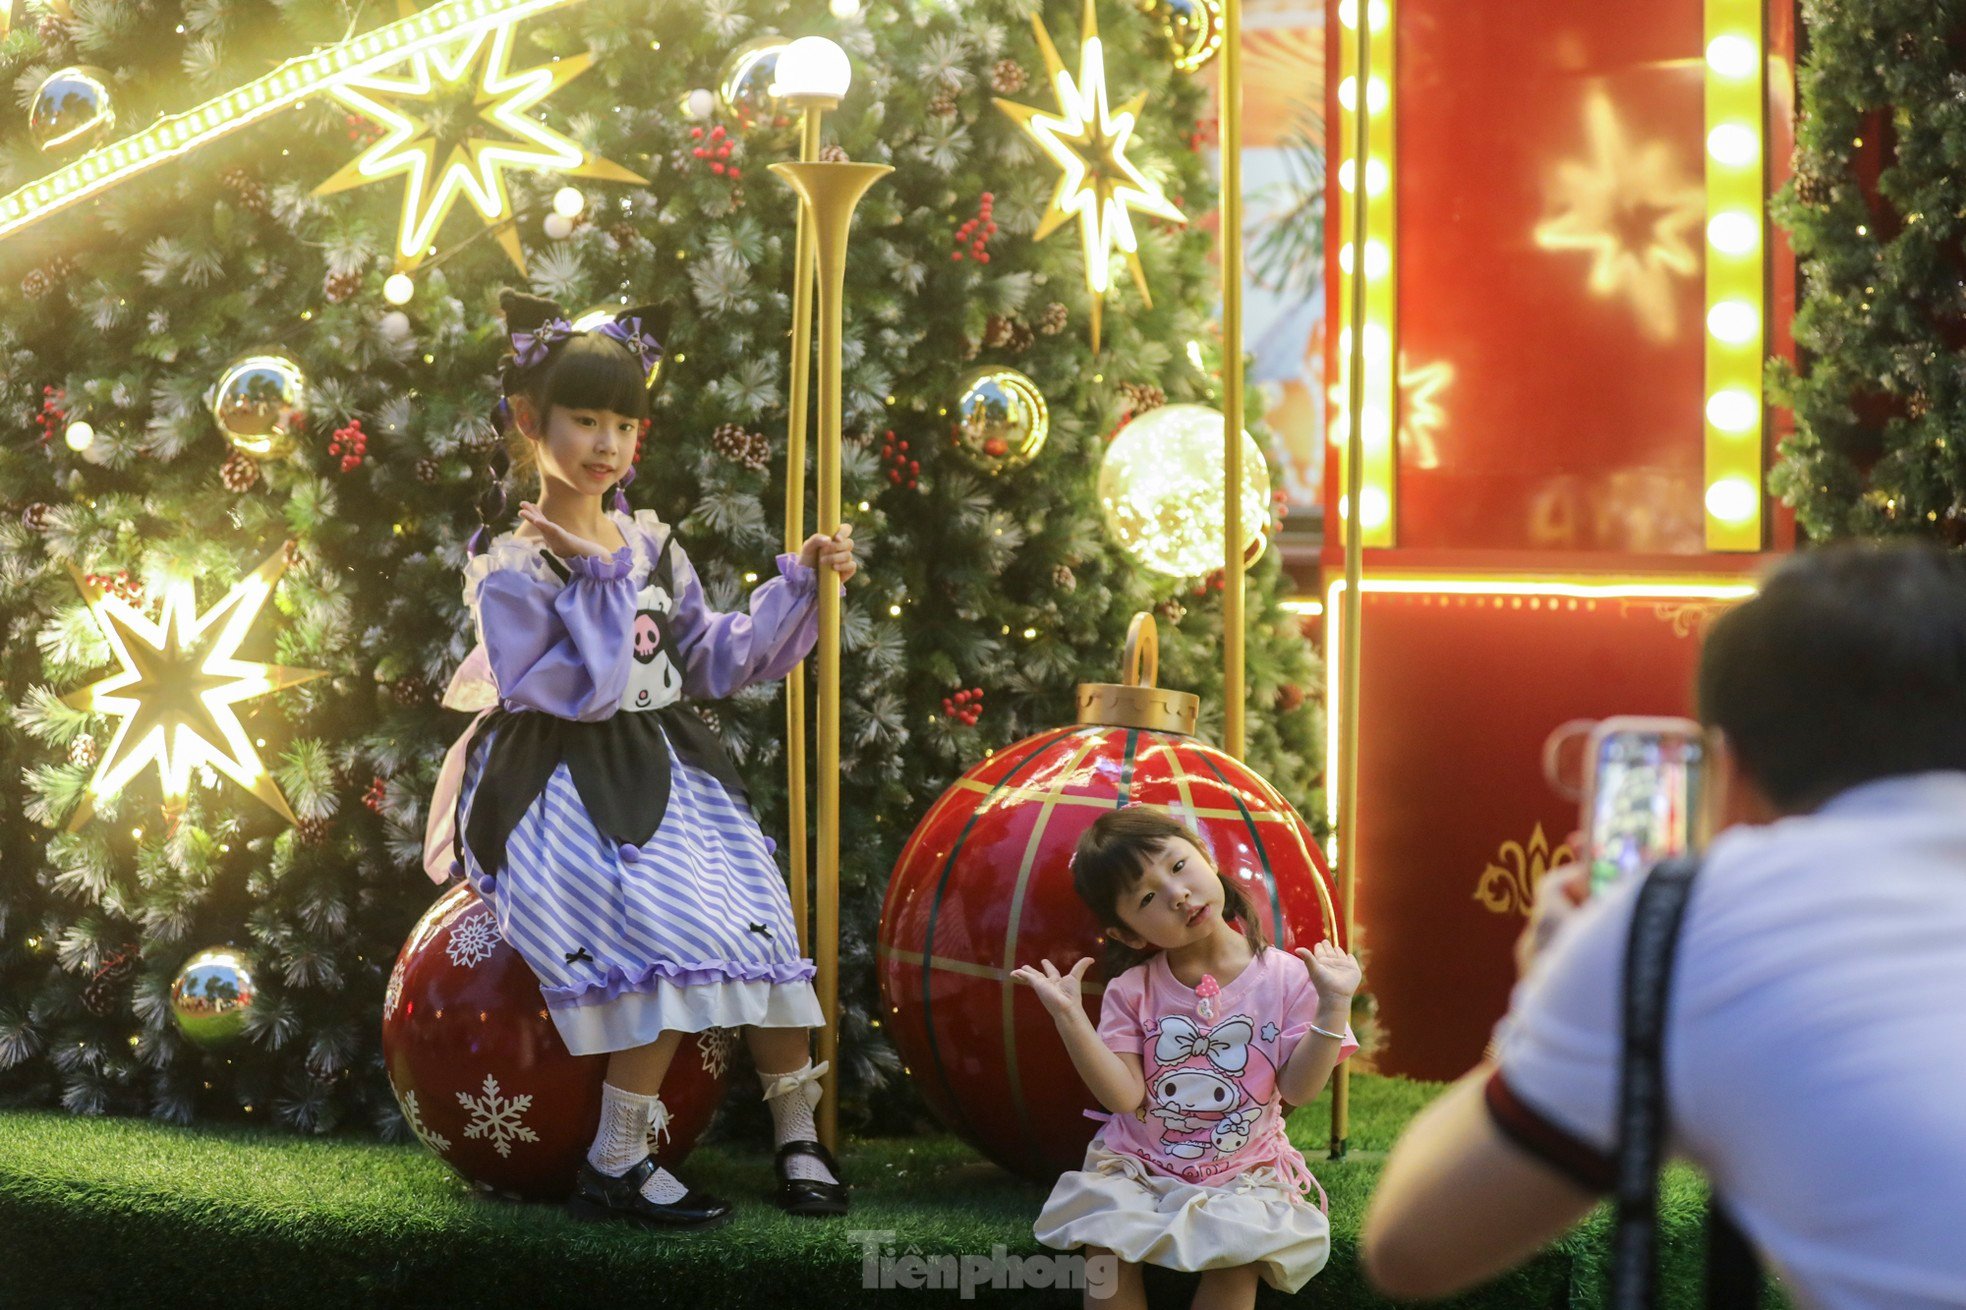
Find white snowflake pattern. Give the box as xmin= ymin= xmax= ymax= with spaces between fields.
xmin=696 ymin=1026 xmax=735 ymax=1079
xmin=399 ymin=1088 xmax=452 ymax=1155
xmin=445 ymin=910 xmax=501 ymax=969
xmin=382 ymin=954 xmax=407 ymax=1021
xmin=456 ymin=1074 xmax=540 ymax=1158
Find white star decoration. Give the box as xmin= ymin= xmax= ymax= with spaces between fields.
xmin=60 ymin=548 xmax=326 ymax=830
xmin=995 ymin=0 xmax=1186 ymax=352
xmin=315 ymin=10 xmax=644 ymax=273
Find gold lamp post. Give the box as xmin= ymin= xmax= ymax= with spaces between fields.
xmin=772 ymin=35 xmax=852 ymax=964
xmin=769 ymin=155 xmax=890 ymax=1153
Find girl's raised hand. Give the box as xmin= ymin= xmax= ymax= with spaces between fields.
xmin=797 ymin=523 xmax=858 ymax=583
xmin=1011 ymin=956 xmax=1094 ymax=1019
xmin=518 ymin=502 xmax=612 ymax=559
xmin=1294 ymin=939 xmax=1363 ymax=1000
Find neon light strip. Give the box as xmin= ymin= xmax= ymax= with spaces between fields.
xmin=1701 ymin=3 xmax=1766 ymax=550
xmin=1332 ymin=0 xmax=1395 ymax=547
xmin=1319 ymin=573 xmax=1759 ymax=846
xmin=0 ymin=0 xmax=584 ymax=242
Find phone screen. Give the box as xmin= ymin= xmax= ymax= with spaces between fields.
xmin=1587 ymin=730 xmax=1705 ymax=895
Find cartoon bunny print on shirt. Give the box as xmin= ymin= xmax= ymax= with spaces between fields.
xmin=1146 ymin=1013 xmax=1258 ymax=1161
xmin=621 ymin=579 xmax=683 ymax=713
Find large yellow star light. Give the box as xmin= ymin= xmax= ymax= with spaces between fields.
xmin=995 ymin=0 xmax=1187 ymax=353
xmin=314 ymin=14 xmax=644 ymax=273
xmin=60 ymin=548 xmax=327 ymax=830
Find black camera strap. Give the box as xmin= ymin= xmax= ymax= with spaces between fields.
xmin=1611 ymin=854 xmax=1763 ymax=1308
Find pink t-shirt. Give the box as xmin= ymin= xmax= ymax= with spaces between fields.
xmin=1092 ymin=945 xmax=1358 ymax=1197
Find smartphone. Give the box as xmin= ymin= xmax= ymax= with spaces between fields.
xmin=1581 ymin=717 xmax=1711 ymax=896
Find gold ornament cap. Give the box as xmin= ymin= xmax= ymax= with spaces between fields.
xmin=1077 ymin=612 xmax=1199 ymax=735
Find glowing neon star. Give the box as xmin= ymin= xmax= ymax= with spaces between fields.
xmin=60 ymin=548 xmax=327 ymax=830
xmin=995 ymin=0 xmax=1187 ymax=353
xmin=315 ymin=14 xmax=644 ymax=273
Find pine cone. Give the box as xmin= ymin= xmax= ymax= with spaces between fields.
xmin=1909 ymin=388 xmax=1932 ymax=419
xmin=391 ymin=675 xmax=432 ymax=706
xmin=1121 ymin=381 xmax=1167 ymax=413
xmin=959 ymin=334 xmax=980 ymax=362
xmin=1052 ymin=564 xmax=1077 ymax=593
xmin=69 ymin=733 xmax=98 ymax=768
xmin=222 ymin=167 xmax=269 ymax=218
xmin=983 ymin=314 xmax=1015 ymax=349
xmin=1896 ymin=31 xmax=1922 ymax=61
xmin=696 ymin=705 xmax=723 ymax=735
xmin=819 ymin=143 xmax=850 ymax=163
xmin=1941 ymin=502 xmax=1966 ymax=548
xmin=36 ymin=15 xmax=68 ymax=46
xmin=20 ymin=502 xmax=52 ymax=532
xmin=295 ymin=816 xmax=333 ymax=845
xmin=1794 ymin=171 xmax=1830 ymax=206
xmin=412 ymin=456 xmax=440 ymax=485
xmin=283 ymin=539 xmax=304 ymax=570
xmin=1038 ymin=302 xmax=1069 ymax=335
xmin=323 ymin=270 xmax=362 ymax=304
xmin=712 ymin=422 xmax=749 ymax=461
xmin=743 ymin=431 xmax=772 ymax=472
xmin=1156 ymin=597 xmax=1187 ymax=625
xmin=43 ymin=255 xmax=76 ymax=285
xmin=221 ymin=448 xmax=261 ymax=493
xmin=20 ymin=268 xmax=50 ymax=301
xmin=990 ymin=59 xmax=1028 ymax=95
xmin=1005 ymin=320 xmax=1035 ymax=352
xmin=928 ymin=88 xmax=960 ymax=118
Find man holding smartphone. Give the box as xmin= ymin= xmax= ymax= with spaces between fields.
xmin=1360 ymin=542 xmax=1966 ymax=1309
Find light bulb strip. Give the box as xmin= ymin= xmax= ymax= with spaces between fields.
xmin=0 ymin=0 xmax=586 ymax=242
xmin=1332 ymin=0 xmax=1397 ymax=547
xmin=1320 ymin=571 xmax=1759 ymax=841
xmin=1702 ymin=0 xmax=1767 ymax=550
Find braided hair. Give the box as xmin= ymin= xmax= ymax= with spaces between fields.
xmin=467 ymin=289 xmax=661 ymax=557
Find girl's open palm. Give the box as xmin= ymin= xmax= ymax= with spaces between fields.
xmin=1294 ymin=939 xmax=1363 ymax=999
xmin=518 ymin=502 xmax=611 ymax=559
xmin=1012 ymin=956 xmax=1094 ymax=1018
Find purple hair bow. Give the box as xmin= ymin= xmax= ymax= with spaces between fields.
xmin=509 ymin=317 xmax=576 ymax=370
xmin=594 ymin=315 xmax=663 ymax=379
xmin=508 ymin=314 xmax=662 ymax=378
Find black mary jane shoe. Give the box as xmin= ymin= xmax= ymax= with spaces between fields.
xmin=567 ymin=1155 xmax=733 ymax=1231
xmin=770 ymin=1138 xmax=850 ymax=1217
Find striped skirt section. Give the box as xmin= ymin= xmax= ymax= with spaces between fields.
xmin=458 ymin=730 xmax=823 ymax=1056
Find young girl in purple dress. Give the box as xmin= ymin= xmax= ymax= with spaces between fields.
xmin=422 ymin=290 xmax=858 ymax=1229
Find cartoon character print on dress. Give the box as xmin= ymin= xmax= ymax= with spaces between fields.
xmin=1145 ymin=1012 xmax=1260 ymax=1168
xmin=620 ymin=577 xmax=683 ymax=713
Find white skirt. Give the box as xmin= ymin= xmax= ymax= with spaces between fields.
xmin=1033 ymin=1137 xmax=1332 ymax=1294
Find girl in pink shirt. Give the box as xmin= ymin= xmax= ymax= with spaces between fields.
xmin=1016 ymin=804 xmax=1361 ymax=1308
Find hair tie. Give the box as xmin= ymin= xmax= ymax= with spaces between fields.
xmin=611 ymin=463 xmax=637 ymax=515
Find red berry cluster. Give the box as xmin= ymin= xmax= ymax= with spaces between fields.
xmin=363 ymin=776 xmax=388 ymax=814
xmin=1191 ymin=569 xmax=1228 ymax=598
xmin=84 ymin=570 xmax=142 ymax=606
xmin=952 ymin=193 xmax=996 ymax=263
xmin=1270 ymin=488 xmax=1289 ymax=536
xmin=329 ymin=419 xmax=368 ymax=473
xmin=1187 ymin=114 xmax=1219 ymax=152
xmin=941 ymin=687 xmax=985 ymax=725
xmin=689 ymin=125 xmax=740 ymax=181
xmin=35 ymin=386 xmax=66 ymax=446
xmin=342 ymin=112 xmax=385 ymax=148
xmin=880 ymin=430 xmax=919 ymax=490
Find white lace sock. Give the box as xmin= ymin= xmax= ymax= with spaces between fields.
xmin=587 ymin=1081 xmax=688 ymax=1204
xmin=759 ymin=1059 xmax=837 ymax=1185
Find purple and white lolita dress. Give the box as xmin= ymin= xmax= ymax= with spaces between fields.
xmin=421 ymin=507 xmax=825 ymax=1056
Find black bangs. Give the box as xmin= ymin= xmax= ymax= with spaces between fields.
xmin=530 ymin=334 xmax=651 ymax=421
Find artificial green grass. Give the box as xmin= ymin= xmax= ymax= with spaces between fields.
xmin=0 ymin=1074 xmax=1782 ymax=1309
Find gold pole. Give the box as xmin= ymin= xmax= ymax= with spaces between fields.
xmin=1221 ymin=0 xmax=1246 ymax=764
xmin=781 ymin=98 xmax=831 ymax=957
xmin=768 ymin=159 xmax=891 ymax=1154
xmin=1331 ymin=0 xmax=1375 ymax=1163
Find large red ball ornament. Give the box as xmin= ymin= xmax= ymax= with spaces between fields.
xmin=382 ymin=883 xmax=734 ymax=1200
xmin=878 ymin=616 xmax=1341 ymax=1181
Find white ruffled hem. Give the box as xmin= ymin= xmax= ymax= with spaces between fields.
xmin=546 ymin=974 xmax=824 ymax=1056
xmin=1033 ymin=1137 xmax=1332 ymax=1293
